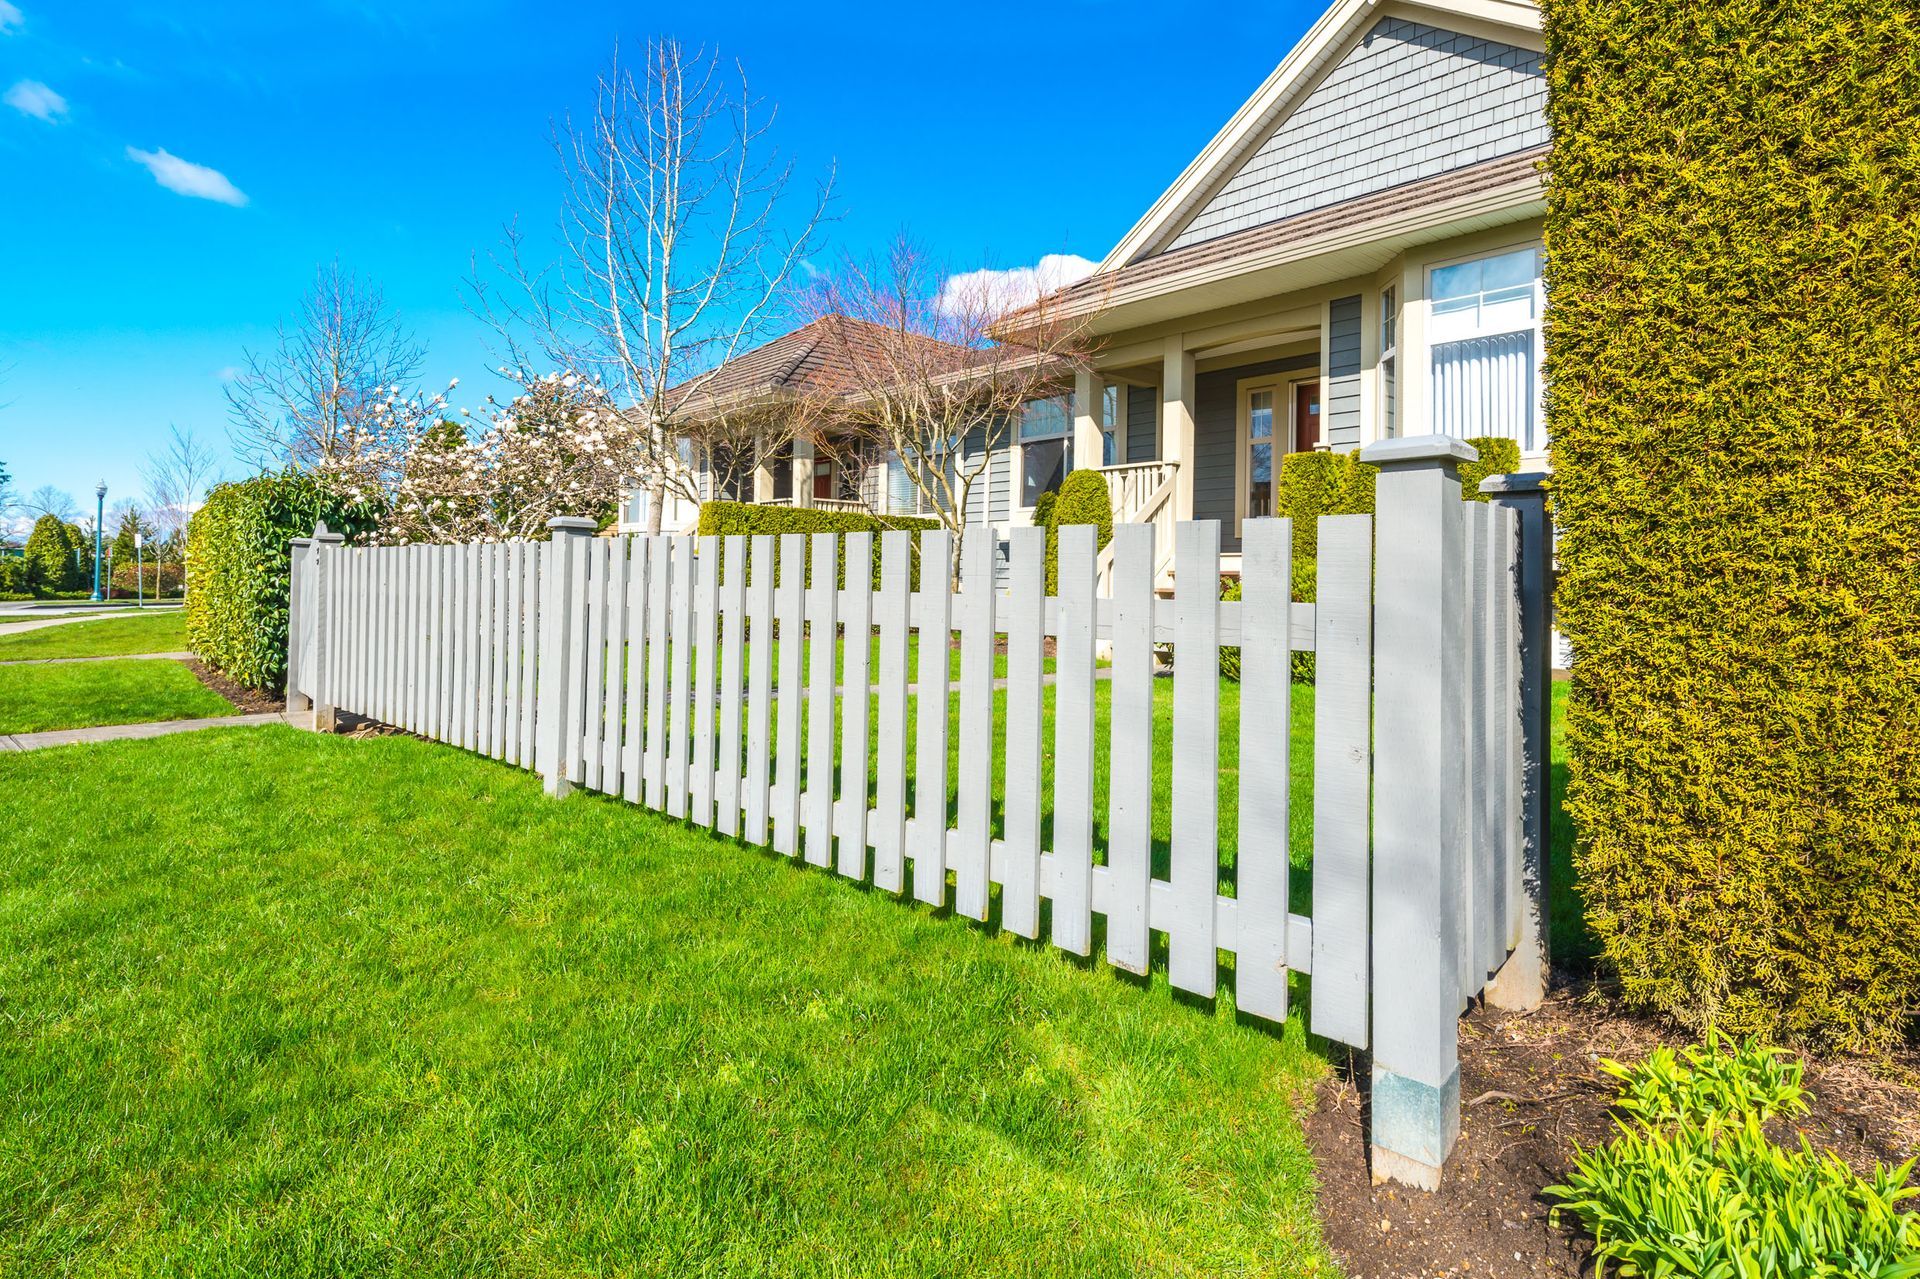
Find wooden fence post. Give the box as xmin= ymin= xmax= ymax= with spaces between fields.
xmin=1481 ymin=472 xmax=1554 ymax=1012
xmin=539 ymin=517 xmax=596 ymax=797
xmin=310 ymin=523 xmax=346 ymax=732
xmin=286 ymin=535 xmax=313 ymax=716
xmin=1361 ymin=434 xmax=1476 ymax=1191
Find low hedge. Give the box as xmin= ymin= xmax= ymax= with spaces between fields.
xmin=186 ymin=474 xmax=376 ymax=692
xmin=694 ymin=502 xmax=938 ymax=591
xmin=1041 ymin=470 xmax=1114 ymax=595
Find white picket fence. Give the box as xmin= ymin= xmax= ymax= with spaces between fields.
xmin=285 ymin=437 xmax=1552 ymax=1189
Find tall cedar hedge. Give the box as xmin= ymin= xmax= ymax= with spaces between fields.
xmin=1545 ymin=0 xmax=1920 ymax=1050
xmin=186 ymin=475 xmax=376 ymax=692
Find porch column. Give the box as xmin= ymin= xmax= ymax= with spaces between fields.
xmin=753 ymin=441 xmax=777 ymax=504
xmin=793 ymin=437 xmax=816 ymax=508
xmin=1073 ymin=368 xmax=1105 ymax=470
xmin=1160 ymin=337 xmax=1196 ymax=519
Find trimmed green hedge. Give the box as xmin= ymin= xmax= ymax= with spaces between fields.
xmin=695 ymin=502 xmax=938 ymax=590
xmin=23 ymin=515 xmax=84 ymax=593
xmin=1545 ymin=0 xmax=1920 ymax=1050
xmin=1041 ymin=470 xmax=1114 ymax=595
xmin=186 ymin=475 xmax=376 ymax=692
xmin=1458 ymin=436 xmax=1521 ymax=504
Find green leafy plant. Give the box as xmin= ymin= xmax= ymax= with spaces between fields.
xmin=1545 ymin=0 xmax=1920 ymax=1051
xmin=1041 ymin=470 xmax=1113 ymax=595
xmin=1549 ymin=1035 xmax=1920 ymax=1278
xmin=22 ymin=514 xmax=82 ymax=592
xmin=694 ymin=501 xmax=938 ymax=591
xmin=1458 ymin=435 xmax=1521 ymax=503
xmin=186 ymin=474 xmax=377 ymax=692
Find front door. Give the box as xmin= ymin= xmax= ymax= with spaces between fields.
xmin=1293 ymin=380 xmax=1321 ymax=454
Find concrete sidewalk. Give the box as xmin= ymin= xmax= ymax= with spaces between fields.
xmin=0 ymin=710 xmax=300 ymax=753
xmin=0 ymin=651 xmax=195 ymax=667
xmin=0 ymin=609 xmax=180 ymax=636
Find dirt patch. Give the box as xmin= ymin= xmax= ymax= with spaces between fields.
xmin=1303 ymin=990 xmax=1920 ymax=1279
xmin=183 ymin=658 xmax=285 ymax=715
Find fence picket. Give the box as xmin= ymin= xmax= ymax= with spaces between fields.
xmin=804 ymin=534 xmax=838 ymax=868
xmin=519 ymin=542 xmax=541 ymax=771
xmin=1311 ymin=514 xmax=1373 ymax=1047
xmin=1050 ymin=524 xmax=1097 ymax=955
xmin=911 ymin=529 xmax=953 ymax=906
xmin=773 ymin=534 xmax=807 ymax=856
xmin=644 ymin=536 xmax=670 ymax=809
xmin=1106 ymin=522 xmax=1155 ymax=974
xmin=666 ymin=536 xmax=693 ymax=818
xmin=872 ymin=532 xmax=911 ymax=893
xmin=601 ymin=538 xmax=629 ymax=792
xmin=580 ymin=539 xmax=609 ymax=791
xmin=717 ymin=536 xmax=746 ymax=838
xmin=953 ymin=530 xmax=997 ymax=921
xmin=621 ymin=537 xmax=649 ymax=804
xmin=744 ymin=535 xmax=775 ymax=846
xmin=691 ymin=536 xmax=720 ymax=827
xmin=1168 ymin=521 xmax=1221 ymax=996
xmin=836 ymin=532 xmax=873 ymax=879
xmin=1236 ymin=517 xmax=1292 ymax=1020
xmin=1001 ymin=525 xmax=1045 ymax=938
xmin=493 ymin=544 xmax=511 ymax=759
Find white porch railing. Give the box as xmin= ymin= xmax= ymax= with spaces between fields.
xmin=754 ymin=497 xmax=870 ymax=515
xmin=1094 ymin=460 xmax=1180 ymax=525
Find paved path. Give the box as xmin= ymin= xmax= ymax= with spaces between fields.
xmin=0 ymin=710 xmax=301 ymax=753
xmin=0 ymin=610 xmax=178 ymax=636
xmin=0 ymin=651 xmax=195 ymax=667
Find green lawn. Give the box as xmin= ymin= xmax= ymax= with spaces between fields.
xmin=0 ymin=658 xmax=233 ymax=734
xmin=0 ymin=726 xmax=1336 ymax=1277
xmin=0 ymin=609 xmax=188 ymax=660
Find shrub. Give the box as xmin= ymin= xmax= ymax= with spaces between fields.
xmin=1548 ymin=1034 xmax=1919 ymax=1276
xmin=23 ymin=515 xmax=81 ymax=592
xmin=694 ymin=501 xmax=938 ymax=591
xmin=1043 ymin=470 xmax=1113 ymax=595
xmin=186 ymin=474 xmax=376 ymax=692
xmin=0 ymin=556 xmax=33 ymax=597
xmin=1457 ymin=436 xmax=1521 ymax=503
xmin=1544 ymin=0 xmax=1920 ymax=1050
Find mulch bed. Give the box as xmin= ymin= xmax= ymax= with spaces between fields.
xmin=183 ymin=658 xmax=285 ymax=715
xmin=1303 ymin=987 xmax=1920 ymax=1279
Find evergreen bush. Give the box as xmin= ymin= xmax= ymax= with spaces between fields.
xmin=694 ymin=501 xmax=938 ymax=591
xmin=1544 ymin=0 xmax=1920 ymax=1050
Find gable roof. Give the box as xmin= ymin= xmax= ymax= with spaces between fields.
xmin=668 ymin=315 xmax=974 ymax=417
xmin=1099 ymin=0 xmax=1542 ymax=271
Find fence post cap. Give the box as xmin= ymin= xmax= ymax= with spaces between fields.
xmin=1359 ymin=435 xmax=1478 ymax=469
xmin=547 ymin=516 xmax=598 ymax=535
xmin=313 ymin=525 xmax=345 ymax=545
xmin=290 ymin=536 xmax=313 ymax=548
xmin=1478 ymin=471 xmax=1550 ymax=497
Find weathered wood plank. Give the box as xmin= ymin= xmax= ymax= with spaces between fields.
xmin=836 ymin=531 xmax=873 ymax=879
xmin=645 ymin=535 xmax=671 ymax=809
xmin=804 ymin=534 xmax=839 ymax=868
xmin=691 ymin=536 xmax=720 ymax=827
xmin=772 ymin=534 xmax=807 ymax=856
xmin=622 ymin=536 xmax=650 ymax=803
xmin=953 ymin=530 xmax=996 ymax=921
xmin=716 ymin=535 xmax=746 ymax=837
xmin=666 ymin=535 xmax=694 ymax=818
xmin=1000 ymin=525 xmax=1045 ymax=938
xmin=1050 ymin=524 xmax=1097 ymax=955
xmin=911 ymin=529 xmax=953 ymax=906
xmin=1168 ymin=520 xmax=1221 ymax=996
xmin=1236 ymin=516 xmax=1293 ymax=1022
xmin=1106 ymin=522 xmax=1156 ymax=974
xmin=872 ymin=531 xmax=911 ymax=893
xmin=743 ymin=535 xmax=775 ymax=844
xmin=600 ymin=537 xmax=629 ymax=793
xmin=1311 ymin=513 xmax=1373 ymax=1049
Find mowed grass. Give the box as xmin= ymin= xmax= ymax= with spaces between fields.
xmin=0 ymin=609 xmax=188 ymax=660
xmin=0 ymin=726 xmax=1337 ymax=1277
xmin=0 ymin=658 xmax=233 ymax=734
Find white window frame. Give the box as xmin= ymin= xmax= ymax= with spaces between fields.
xmin=1234 ymin=373 xmax=1304 ymax=535
xmin=1014 ymin=394 xmax=1073 ymax=514
xmin=1423 ymin=241 xmax=1546 ymax=455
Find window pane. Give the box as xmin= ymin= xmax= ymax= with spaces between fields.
xmin=1248 ymin=441 xmax=1273 ymax=518
xmin=1019 ymin=395 xmax=1069 ymax=440
xmin=1249 ymin=389 xmax=1274 ymax=440
xmin=1431 ymin=331 xmax=1538 ymax=451
xmin=1022 ymin=438 xmax=1065 ymax=507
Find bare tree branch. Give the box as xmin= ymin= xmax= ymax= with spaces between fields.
xmin=141 ymin=425 xmax=223 ymax=558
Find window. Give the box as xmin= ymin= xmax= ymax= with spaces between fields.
xmin=1247 ymin=388 xmax=1275 ymax=519
xmin=1380 ymin=285 xmax=1399 ymax=438
xmin=1101 ymin=384 xmax=1120 ymax=466
xmin=1428 ymin=247 xmax=1544 ymax=451
xmin=1019 ymin=395 xmax=1071 ymax=508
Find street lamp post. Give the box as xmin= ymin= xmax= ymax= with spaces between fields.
xmin=90 ymin=481 xmax=106 ymax=602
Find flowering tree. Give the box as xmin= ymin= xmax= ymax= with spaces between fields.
xmin=319 ymin=370 xmax=646 ymax=544
xmin=473 ymin=39 xmax=833 ymax=532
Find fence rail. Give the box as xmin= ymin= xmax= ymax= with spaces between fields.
xmin=287 ymin=437 xmax=1551 ymax=1191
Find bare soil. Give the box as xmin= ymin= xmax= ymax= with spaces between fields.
xmin=1303 ymin=988 xmax=1920 ymax=1279
xmin=183 ymin=658 xmax=285 ymax=715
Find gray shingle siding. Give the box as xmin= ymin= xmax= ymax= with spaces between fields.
xmin=1326 ymin=295 xmax=1363 ymax=451
xmin=1168 ymin=18 xmax=1547 ymax=251
xmin=1126 ymin=385 xmax=1159 ymax=463
xmin=1193 ymin=354 xmax=1318 ymax=551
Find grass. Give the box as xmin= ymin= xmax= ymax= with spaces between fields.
xmin=0 ymin=609 xmax=188 ymax=660
xmin=0 ymin=726 xmax=1337 ymax=1277
xmin=0 ymin=658 xmax=235 ymax=735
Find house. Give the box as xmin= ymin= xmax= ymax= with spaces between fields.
xmin=636 ymin=0 xmax=1548 ymax=581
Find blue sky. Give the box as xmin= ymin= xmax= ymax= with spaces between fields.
xmin=0 ymin=0 xmax=1321 ymax=515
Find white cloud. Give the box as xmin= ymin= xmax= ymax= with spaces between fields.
xmin=935 ymin=253 xmax=1098 ymax=319
xmin=125 ymin=146 xmax=248 ymax=206
xmin=4 ymin=79 xmax=65 ymax=122
xmin=0 ymin=2 xmax=22 ymax=34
